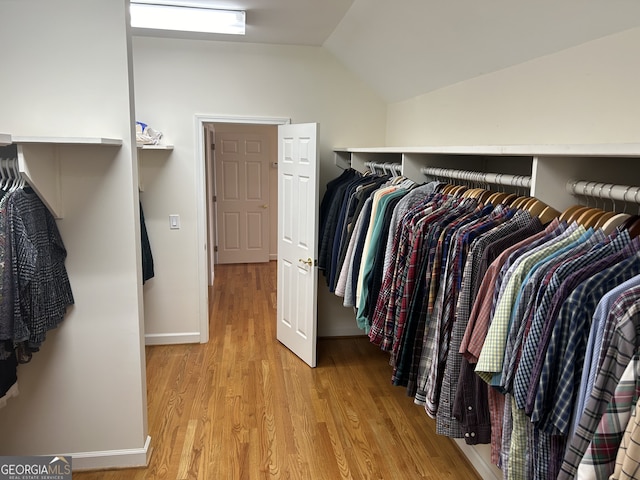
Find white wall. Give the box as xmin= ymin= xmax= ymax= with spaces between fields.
xmin=386 ymin=27 xmax=640 ymax=146
xmin=0 ymin=0 xmax=149 ymax=469
xmin=133 ymin=37 xmax=387 ymax=342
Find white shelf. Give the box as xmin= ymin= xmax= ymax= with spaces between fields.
xmin=0 ymin=133 xmax=11 ymax=146
xmin=336 ymin=143 xmax=640 ymax=218
xmin=334 ymin=143 xmax=640 ymax=157
xmin=12 ymin=136 xmax=124 ymax=219
xmin=138 ymin=144 xmax=173 ymax=150
xmin=12 ymin=136 xmax=122 ymax=146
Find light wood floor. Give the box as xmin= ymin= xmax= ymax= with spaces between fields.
xmin=74 ymin=262 xmax=481 ymax=479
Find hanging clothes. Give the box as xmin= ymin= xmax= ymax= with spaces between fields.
xmin=320 ymin=166 xmax=640 ymax=480
xmin=140 ymin=201 xmax=154 ymax=284
xmin=0 ymin=149 xmax=74 ymax=408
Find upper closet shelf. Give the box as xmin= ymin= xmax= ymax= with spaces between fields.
xmin=12 ymin=136 xmax=123 ymax=146
xmin=13 ymin=136 xmax=123 ymax=219
xmin=0 ymin=133 xmax=11 ymax=146
xmin=334 ymin=143 xmax=640 ymax=157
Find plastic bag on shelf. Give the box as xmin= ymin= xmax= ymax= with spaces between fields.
xmin=136 ymin=121 xmax=163 ymax=146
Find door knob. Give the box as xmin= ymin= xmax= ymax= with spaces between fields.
xmin=298 ymin=257 xmax=313 ymax=267
xmin=261 ymin=204 xmax=269 ymax=209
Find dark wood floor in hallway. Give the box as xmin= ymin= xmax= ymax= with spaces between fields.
xmin=74 ymin=262 xmax=481 ymax=479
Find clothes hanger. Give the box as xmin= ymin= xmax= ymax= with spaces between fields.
xmin=485 ymin=191 xmax=505 ymax=205
xmin=0 ymin=158 xmax=7 ymax=191
xmin=626 ymin=218 xmax=640 ymax=238
xmin=593 ymin=185 xmax=618 ymax=230
xmin=559 ymin=204 xmax=584 ymax=223
xmin=594 ymin=211 xmax=617 ymax=230
xmin=580 ymin=209 xmax=607 ymax=229
xmin=602 ymin=213 xmax=632 ymax=235
xmin=521 ymin=198 xmax=538 ymax=210
xmin=476 ymin=189 xmax=493 ymax=205
xmin=500 ymin=193 xmax=518 ymax=206
xmin=627 ymin=192 xmax=640 ymax=238
xmin=441 ymin=184 xmax=455 ymax=195
xmin=511 ymin=196 xmax=532 ymax=209
xmin=447 ymin=184 xmax=465 ymax=196
xmin=538 ymin=205 xmax=560 ymax=225
xmin=525 ymin=198 xmax=548 ymax=218
xmin=567 ymin=206 xmax=591 ymax=224
xmin=620 ymin=214 xmax=640 ymax=231
xmin=8 ymin=157 xmax=20 ymax=191
xmin=576 ymin=184 xmax=608 ymax=229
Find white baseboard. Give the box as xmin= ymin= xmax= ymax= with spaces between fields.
xmin=452 ymin=439 xmax=501 ymax=480
xmin=145 ymin=332 xmax=201 ymax=345
xmin=71 ymin=435 xmax=152 ymax=471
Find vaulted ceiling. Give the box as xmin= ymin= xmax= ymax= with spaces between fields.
xmin=133 ymin=0 xmax=640 ymax=102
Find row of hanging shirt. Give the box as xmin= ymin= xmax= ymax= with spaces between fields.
xmin=318 ymin=163 xmax=640 ymax=480
xmin=0 ymin=146 xmax=74 ymax=408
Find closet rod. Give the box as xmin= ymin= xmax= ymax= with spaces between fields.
xmin=567 ymin=180 xmax=640 ymax=204
xmin=364 ymin=161 xmax=402 ymax=173
xmin=420 ymin=166 xmax=531 ymax=189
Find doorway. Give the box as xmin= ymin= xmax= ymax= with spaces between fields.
xmin=205 ymin=123 xmax=278 ymax=273
xmin=196 ymin=115 xmax=289 ymax=296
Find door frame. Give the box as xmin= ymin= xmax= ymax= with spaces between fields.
xmin=195 ymin=114 xmax=290 ymax=343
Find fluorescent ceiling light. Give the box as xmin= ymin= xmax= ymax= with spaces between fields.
xmin=130 ymin=2 xmax=246 ymax=35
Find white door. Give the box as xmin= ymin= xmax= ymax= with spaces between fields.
xmin=215 ymin=131 xmax=271 ymax=264
xmin=277 ymin=123 xmax=319 ymax=367
xmin=205 ymin=125 xmax=216 ymax=284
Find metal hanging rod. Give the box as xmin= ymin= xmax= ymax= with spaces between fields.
xmin=567 ymin=180 xmax=640 ymax=204
xmin=420 ymin=166 xmax=531 ymax=188
xmin=364 ymin=162 xmax=402 ymax=174
xmin=364 ymin=161 xmax=402 ymax=174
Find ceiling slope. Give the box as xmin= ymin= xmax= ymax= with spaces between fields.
xmin=324 ymin=0 xmax=640 ymax=102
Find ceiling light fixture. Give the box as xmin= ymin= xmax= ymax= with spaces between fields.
xmin=130 ymin=2 xmax=246 ymax=35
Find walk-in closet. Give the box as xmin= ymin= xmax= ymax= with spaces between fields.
xmin=2 ymin=0 xmax=640 ymax=479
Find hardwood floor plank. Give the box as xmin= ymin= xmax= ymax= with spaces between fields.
xmin=73 ymin=262 xmax=482 ymax=480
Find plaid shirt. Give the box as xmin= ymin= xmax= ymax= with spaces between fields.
xmin=9 ymin=189 xmax=74 ymax=351
xmin=392 ymin=203 xmax=457 ymax=356
xmin=0 ymin=194 xmax=12 ymax=344
xmin=526 ymin=236 xmax=639 ymax=416
xmin=560 ymin=284 xmax=640 ymax=479
xmin=391 ymin=214 xmax=445 ymax=387
xmin=436 ymin=209 xmax=530 ymax=438
xmin=435 ymin=207 xmax=512 ymax=433
xmin=501 ymin=231 xmax=604 ymax=394
xmin=475 ymin=224 xmax=585 ymax=384
xmin=573 ymin=274 xmax=640 ymax=440
xmin=460 ymin=220 xmax=555 ymax=362
xmin=382 ymin=182 xmax=440 ymax=274
xmin=368 ymin=194 xmax=447 ymax=348
xmin=452 ymin=218 xmax=545 ymax=465
xmin=532 ymin=251 xmax=640 ymax=478
xmin=417 ymin=204 xmax=493 ymax=412
xmin=413 ymin=200 xmax=481 ymax=405
xmin=577 ymin=355 xmax=640 ymax=479
xmin=612 ymin=396 xmax=640 ymax=480
xmin=513 ymin=230 xmax=631 ymax=411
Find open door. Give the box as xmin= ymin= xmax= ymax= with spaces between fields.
xmin=276 ymin=123 xmax=319 ymax=367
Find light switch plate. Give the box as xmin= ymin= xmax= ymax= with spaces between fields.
xmin=169 ymin=214 xmax=180 ymax=230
